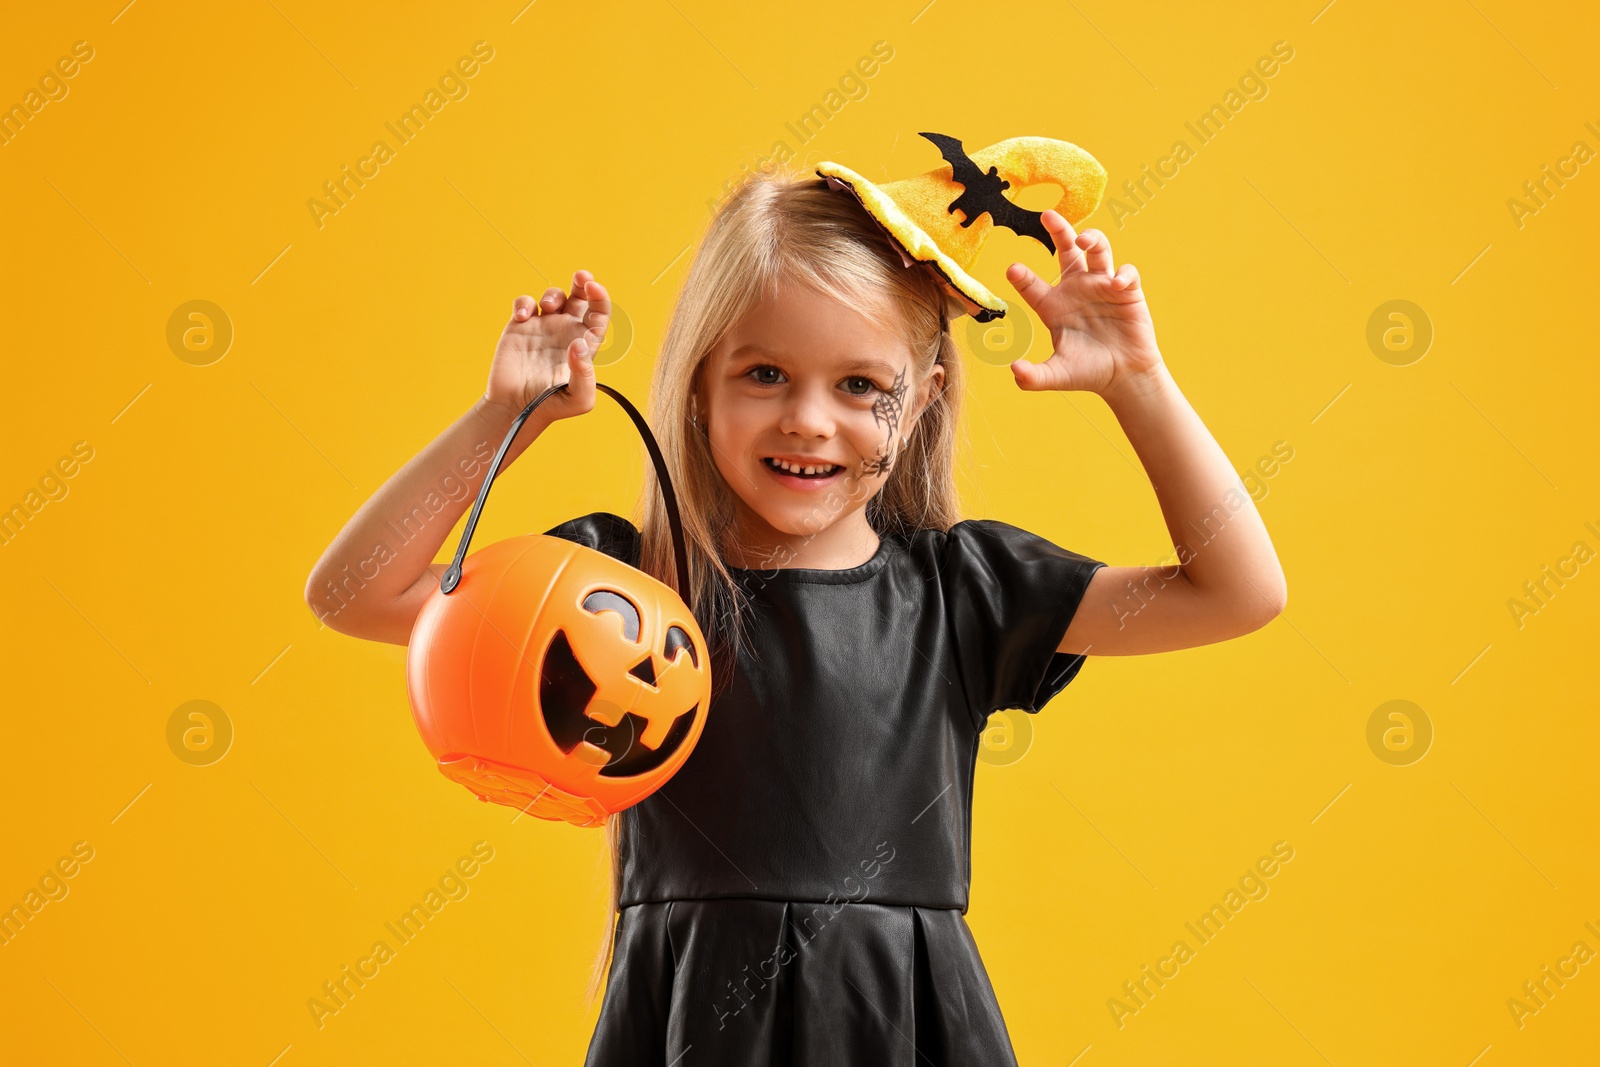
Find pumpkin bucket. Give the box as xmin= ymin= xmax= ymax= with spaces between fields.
xmin=405 ymin=382 xmax=710 ymax=827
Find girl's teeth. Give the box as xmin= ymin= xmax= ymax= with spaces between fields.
xmin=768 ymin=458 xmax=837 ymax=476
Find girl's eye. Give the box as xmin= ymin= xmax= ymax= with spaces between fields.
xmin=745 ymin=366 xmax=880 ymax=395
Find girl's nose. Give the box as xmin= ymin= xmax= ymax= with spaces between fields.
xmin=777 ymin=392 xmax=836 ymax=439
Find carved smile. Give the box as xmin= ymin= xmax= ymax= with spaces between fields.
xmin=538 ymin=630 xmax=699 ymax=778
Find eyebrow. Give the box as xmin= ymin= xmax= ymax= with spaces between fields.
xmin=728 ymin=344 xmax=902 ymax=379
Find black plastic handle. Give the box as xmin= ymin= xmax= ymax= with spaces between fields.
xmin=439 ymin=383 xmax=689 ymax=601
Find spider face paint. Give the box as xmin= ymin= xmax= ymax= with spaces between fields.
xmin=861 ymin=367 xmax=908 ymax=477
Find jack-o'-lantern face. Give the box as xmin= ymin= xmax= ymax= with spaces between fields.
xmin=539 ymin=584 xmax=701 ymax=777
xmin=406 ymin=534 xmax=712 ymax=827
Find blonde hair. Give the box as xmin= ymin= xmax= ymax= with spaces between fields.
xmin=583 ymin=160 xmax=970 ymax=1006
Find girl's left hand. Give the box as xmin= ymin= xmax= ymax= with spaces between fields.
xmin=1004 ymin=210 xmax=1163 ymax=401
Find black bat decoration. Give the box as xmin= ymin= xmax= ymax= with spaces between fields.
xmin=919 ymin=131 xmax=1057 ymax=254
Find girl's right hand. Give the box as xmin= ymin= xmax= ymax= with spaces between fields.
xmin=481 ymin=270 xmax=610 ymax=423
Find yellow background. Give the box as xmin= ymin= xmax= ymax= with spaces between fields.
xmin=3 ymin=1 xmax=1597 ymax=1063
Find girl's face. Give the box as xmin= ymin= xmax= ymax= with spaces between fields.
xmin=695 ymin=281 xmax=944 ymax=555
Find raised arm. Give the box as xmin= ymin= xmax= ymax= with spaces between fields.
xmin=1002 ymin=213 xmax=1287 ymax=656
xmin=304 ymin=274 xmax=609 ymax=645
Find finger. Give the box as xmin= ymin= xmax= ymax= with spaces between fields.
xmin=1005 ymin=262 xmax=1054 ymax=314
xmin=566 ymin=334 xmax=597 ymax=398
xmin=564 ymin=269 xmax=593 ymax=321
xmin=1009 ymin=356 xmax=1038 ymax=390
xmin=1041 ymin=210 xmax=1087 ymax=276
xmin=1113 ymin=262 xmax=1142 ymax=292
xmin=1008 ymin=356 xmax=1052 ymax=391
xmin=512 ymin=294 xmax=538 ymax=321
xmin=1009 ymin=354 xmax=1072 ymax=392
xmin=538 ymin=286 xmax=566 ymax=314
xmin=1077 ymin=229 xmax=1114 ymax=275
xmin=578 ymin=278 xmax=611 ymax=345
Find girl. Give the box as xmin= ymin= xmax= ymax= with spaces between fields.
xmin=306 ymin=161 xmax=1286 ymax=1064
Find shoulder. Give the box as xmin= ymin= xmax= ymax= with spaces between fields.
xmin=933 ymin=518 xmax=1099 ymax=566
xmin=912 ymin=519 xmax=1104 ymax=602
xmin=541 ymin=511 xmax=641 ymax=568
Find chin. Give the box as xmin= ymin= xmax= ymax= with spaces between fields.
xmin=718 ymin=460 xmax=877 ymax=538
xmin=747 ymin=504 xmax=832 ymax=539
xmin=724 ymin=491 xmax=833 ymax=545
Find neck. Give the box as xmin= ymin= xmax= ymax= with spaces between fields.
xmin=723 ymin=507 xmax=880 ymax=570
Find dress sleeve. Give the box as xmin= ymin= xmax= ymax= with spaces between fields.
xmin=541 ymin=511 xmax=642 ymax=569
xmin=940 ymin=519 xmax=1106 ymax=724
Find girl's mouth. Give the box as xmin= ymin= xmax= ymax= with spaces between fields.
xmin=762 ymin=456 xmax=845 ymax=490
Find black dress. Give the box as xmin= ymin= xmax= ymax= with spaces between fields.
xmin=542 ymin=512 xmax=1105 ymax=1066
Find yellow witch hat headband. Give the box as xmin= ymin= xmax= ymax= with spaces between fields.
xmin=817 ymin=131 xmax=1107 ymax=322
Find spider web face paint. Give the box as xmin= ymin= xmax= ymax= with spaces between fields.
xmin=861 ymin=367 xmax=909 ymax=477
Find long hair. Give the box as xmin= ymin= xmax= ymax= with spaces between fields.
xmin=583 ymin=160 xmax=970 ymax=1006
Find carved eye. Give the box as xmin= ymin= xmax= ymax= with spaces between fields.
xmin=583 ymin=589 xmax=640 ymax=640
xmin=665 ymin=625 xmax=697 ymax=667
